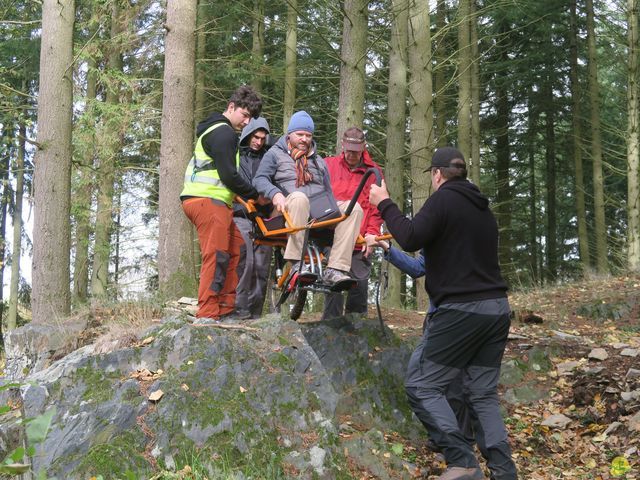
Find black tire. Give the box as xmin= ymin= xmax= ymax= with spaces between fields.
xmin=270 ymin=252 xmax=287 ymax=313
xmin=289 ymin=289 xmax=308 ymax=321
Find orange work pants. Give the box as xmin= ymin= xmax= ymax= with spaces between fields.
xmin=182 ymin=197 xmax=245 ymax=319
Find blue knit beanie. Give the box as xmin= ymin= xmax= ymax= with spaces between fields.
xmin=287 ymin=111 xmax=315 ymax=134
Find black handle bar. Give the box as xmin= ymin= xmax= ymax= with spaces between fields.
xmin=344 ymin=167 xmax=382 ymax=216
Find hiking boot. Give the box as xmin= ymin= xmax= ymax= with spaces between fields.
xmin=218 ymin=311 xmax=251 ymax=323
xmin=289 ymin=261 xmax=317 ymax=283
xmin=437 ymin=467 xmax=486 ymax=480
xmin=425 ymin=438 xmax=442 ymax=453
xmin=322 ymin=268 xmax=351 ymax=285
xmin=231 ymin=309 xmax=252 ymax=320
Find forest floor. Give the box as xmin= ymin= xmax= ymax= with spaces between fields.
xmin=301 ymin=274 xmax=640 ymax=479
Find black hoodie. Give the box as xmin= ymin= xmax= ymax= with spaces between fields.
xmin=378 ymin=177 xmax=507 ymax=306
xmin=195 ymin=112 xmax=258 ymax=200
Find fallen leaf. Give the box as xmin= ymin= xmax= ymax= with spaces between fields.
xmin=148 ymin=390 xmax=164 ymax=402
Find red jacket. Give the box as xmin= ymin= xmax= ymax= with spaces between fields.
xmin=325 ymin=149 xmax=384 ymax=243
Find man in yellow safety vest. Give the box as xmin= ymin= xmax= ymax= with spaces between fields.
xmin=181 ymin=85 xmax=269 ymax=321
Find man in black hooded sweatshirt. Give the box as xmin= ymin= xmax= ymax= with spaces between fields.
xmin=369 ymin=147 xmax=517 ymax=480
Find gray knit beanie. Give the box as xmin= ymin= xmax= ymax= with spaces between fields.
xmin=287 ymin=111 xmax=315 ymax=134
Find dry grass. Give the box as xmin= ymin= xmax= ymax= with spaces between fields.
xmin=46 ymin=300 xmax=166 ymax=358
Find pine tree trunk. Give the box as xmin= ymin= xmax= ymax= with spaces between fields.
xmin=586 ymin=0 xmax=609 ymax=274
xmin=408 ymin=0 xmax=433 ymax=311
xmin=470 ymin=0 xmax=481 ymax=185
xmin=384 ymin=0 xmax=408 ymax=309
xmin=8 ymin=118 xmax=25 ymax=330
xmin=495 ymin=21 xmax=512 ymax=277
xmin=336 ymin=0 xmax=368 ymax=151
xmin=527 ymin=101 xmax=544 ymax=284
xmin=73 ymin=56 xmax=97 ymax=303
xmin=251 ymin=0 xmax=265 ymax=94
xmin=544 ymin=77 xmax=557 ymax=281
xmin=434 ymin=0 xmax=447 ymax=146
xmin=457 ymin=0 xmax=471 ymax=157
xmin=528 ymin=137 xmax=539 ymax=283
xmin=627 ymin=0 xmax=640 ymax=271
xmin=194 ymin=0 xmax=208 ymax=120
xmin=569 ymin=0 xmax=591 ymax=275
xmin=283 ymin=0 xmax=297 ymax=131
xmin=158 ymin=0 xmax=198 ymax=298
xmin=91 ymin=0 xmax=125 ymax=297
xmin=113 ymin=179 xmax=122 ymax=288
xmin=495 ymin=82 xmax=512 ymax=276
xmin=0 ymin=144 xmax=10 ymax=333
xmin=32 ymin=0 xmax=75 ymax=323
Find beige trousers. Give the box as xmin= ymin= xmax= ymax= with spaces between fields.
xmin=283 ymin=191 xmax=363 ymax=272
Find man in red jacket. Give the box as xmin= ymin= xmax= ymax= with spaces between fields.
xmin=322 ymin=127 xmax=384 ymax=319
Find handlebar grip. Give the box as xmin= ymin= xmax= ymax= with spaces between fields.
xmin=370 ymin=167 xmax=382 ymax=187
xmin=345 ymin=167 xmax=382 ymax=216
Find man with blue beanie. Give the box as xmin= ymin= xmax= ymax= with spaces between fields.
xmin=253 ymin=111 xmax=363 ymax=286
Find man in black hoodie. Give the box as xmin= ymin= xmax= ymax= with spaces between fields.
xmin=233 ymin=116 xmax=273 ymax=318
xmin=370 ymin=147 xmax=517 ymax=480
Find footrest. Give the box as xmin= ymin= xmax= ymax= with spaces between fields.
xmin=329 ymin=278 xmax=357 ymax=292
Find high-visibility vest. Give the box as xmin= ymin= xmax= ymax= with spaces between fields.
xmin=181 ymin=122 xmax=239 ymax=206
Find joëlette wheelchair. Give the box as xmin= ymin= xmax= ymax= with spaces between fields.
xmin=236 ymin=168 xmax=390 ymax=321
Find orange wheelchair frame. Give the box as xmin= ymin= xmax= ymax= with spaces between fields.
xmin=236 ymin=168 xmax=391 ymax=321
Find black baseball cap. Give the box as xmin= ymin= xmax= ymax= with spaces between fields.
xmin=425 ymin=146 xmax=466 ymax=172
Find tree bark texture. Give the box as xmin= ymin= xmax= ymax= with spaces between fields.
xmin=384 ymin=0 xmax=409 ymax=309
xmin=586 ymin=0 xmax=609 ymax=274
xmin=283 ymin=0 xmax=297 ymax=131
xmin=627 ymin=0 xmax=640 ymax=271
xmin=91 ymin=0 xmax=125 ymax=297
xmin=544 ymin=75 xmax=557 ymax=281
xmin=408 ymin=0 xmax=433 ymax=310
xmin=495 ymin=20 xmax=512 ymax=276
xmin=470 ymin=0 xmax=481 ymax=185
xmin=251 ymin=0 xmax=265 ymax=94
xmin=194 ymin=0 xmax=208 ymax=121
xmin=158 ymin=0 xmax=198 ymax=298
xmin=456 ymin=0 xmax=472 ymax=158
xmin=32 ymin=0 xmax=75 ymax=322
xmin=335 ymin=0 xmax=368 ymax=152
xmin=527 ymin=133 xmax=539 ymax=283
xmin=8 ymin=117 xmax=26 ymax=330
xmin=73 ymin=56 xmax=97 ymax=303
xmin=0 ymin=134 xmax=10 ymax=333
xmin=434 ymin=0 xmax=447 ymax=147
xmin=569 ymin=0 xmax=591 ymax=274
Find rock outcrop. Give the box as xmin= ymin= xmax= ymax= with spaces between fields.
xmin=1 ymin=314 xmax=422 ymax=479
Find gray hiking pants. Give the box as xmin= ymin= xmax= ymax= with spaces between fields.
xmin=405 ymin=298 xmax=518 ymax=480
xmin=322 ymin=250 xmax=371 ymax=320
xmin=233 ymin=217 xmax=272 ymax=317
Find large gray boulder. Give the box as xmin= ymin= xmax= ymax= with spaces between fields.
xmin=1 ymin=314 xmax=422 ymax=479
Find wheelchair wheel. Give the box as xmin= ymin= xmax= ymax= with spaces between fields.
xmin=289 ymin=289 xmax=307 ymax=321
